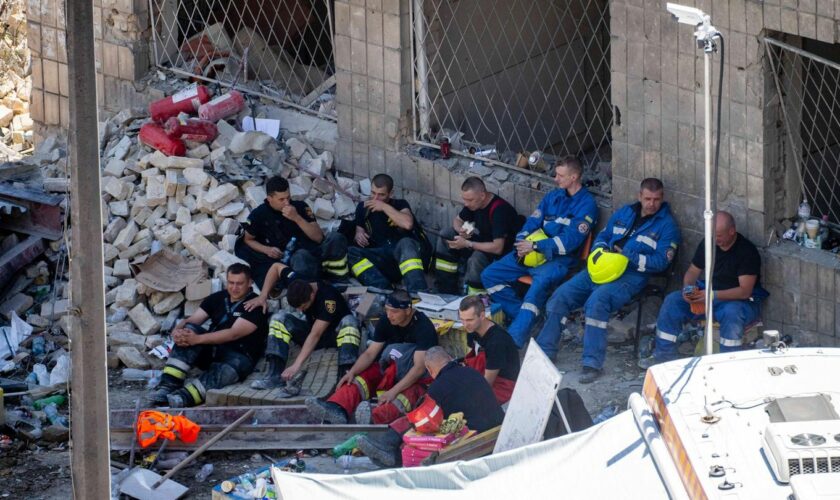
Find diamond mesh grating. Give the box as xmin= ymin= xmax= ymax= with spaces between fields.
xmin=411 ymin=0 xmax=612 ymax=175
xmin=148 ymin=0 xmax=336 ymax=116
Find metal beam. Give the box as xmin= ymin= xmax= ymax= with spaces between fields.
xmin=66 ymin=0 xmax=110 ymax=496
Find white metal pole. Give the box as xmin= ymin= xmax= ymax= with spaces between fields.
xmin=703 ymin=49 xmax=715 ymax=356
xmin=413 ymin=0 xmax=431 ymax=139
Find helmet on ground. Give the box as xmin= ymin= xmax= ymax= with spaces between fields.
xmin=587 ymin=247 xmax=629 ymax=284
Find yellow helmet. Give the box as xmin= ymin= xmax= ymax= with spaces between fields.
xmin=587 ymin=247 xmax=629 ymax=284
xmin=523 ymin=230 xmax=548 ymax=267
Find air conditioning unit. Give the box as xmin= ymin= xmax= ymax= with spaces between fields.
xmin=764 ymin=420 xmax=840 ymax=483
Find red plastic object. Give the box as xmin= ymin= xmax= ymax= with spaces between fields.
xmin=149 ymin=84 xmax=212 ymax=122
xmin=139 ymin=123 xmax=186 ymax=157
xmin=164 ymin=117 xmax=218 ymax=143
xmin=198 ymin=90 xmax=246 ymax=122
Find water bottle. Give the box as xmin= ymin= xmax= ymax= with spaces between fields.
xmin=337 ymin=455 xmax=373 ymax=473
xmin=122 ymin=369 xmax=162 ymax=381
xmin=797 ymin=199 xmax=811 ymax=244
xmin=281 ymin=237 xmax=297 ymax=265
xmin=33 ymin=394 xmax=67 ymax=410
xmin=332 ymin=433 xmax=365 ymax=457
xmin=44 ymin=403 xmax=69 ymax=427
xmin=195 ymin=463 xmax=214 ymax=481
xmin=33 ymin=364 xmax=50 ymax=386
xmin=31 ymin=336 xmax=45 ymax=356
xmin=592 ymin=405 xmax=619 ymax=424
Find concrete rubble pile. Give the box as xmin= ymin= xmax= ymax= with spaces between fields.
xmin=0 ymin=0 xmax=34 ymax=161
xmin=94 ymin=103 xmax=358 ymax=370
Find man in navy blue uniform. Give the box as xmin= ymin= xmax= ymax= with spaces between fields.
xmin=481 ymin=156 xmax=598 ymax=347
xmin=535 ymin=178 xmax=680 ymax=384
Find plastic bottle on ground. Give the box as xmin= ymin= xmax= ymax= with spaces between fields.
xmin=195 ymin=463 xmax=214 ymax=481
xmin=43 ymin=403 xmax=68 ymax=427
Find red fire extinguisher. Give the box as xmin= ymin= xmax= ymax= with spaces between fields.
xmin=149 ymin=84 xmax=212 ymax=122
xmin=164 ymin=117 xmax=218 ymax=143
xmin=139 ymin=123 xmax=186 ymax=157
xmin=198 ymin=90 xmax=246 ymax=122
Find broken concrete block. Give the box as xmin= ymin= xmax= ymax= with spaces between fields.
xmin=312 ymin=198 xmax=335 ymax=219
xmin=215 ymin=119 xmax=237 ymax=147
xmin=290 ymin=183 xmax=308 ymax=201
xmin=153 ymin=224 xmax=181 ymax=245
xmin=220 ymin=234 xmax=238 ymax=252
xmin=183 ymin=300 xmax=203 ymax=317
xmin=183 ymin=232 xmax=219 ymax=263
xmin=128 ymin=303 xmax=160 ymax=336
xmin=115 ymin=280 xmax=139 ymax=308
xmin=217 ymin=218 xmax=240 ymax=235
xmin=109 ymin=200 xmax=129 ymax=217
xmin=244 ymin=185 xmax=266 ymax=208
xmin=40 ymin=298 xmax=70 ymax=320
xmin=133 ymin=206 xmax=153 ymax=226
xmin=209 ymin=147 xmax=227 ymax=163
xmin=164 ymin=169 xmax=181 ymax=196
xmin=187 ymin=144 xmax=211 ymax=159
xmin=108 ymin=330 xmax=147 ymax=350
xmin=110 ymin=135 xmax=132 ymax=160
xmin=103 ymin=176 xmax=132 ymax=200
xmin=0 ymin=293 xmax=34 ymax=320
xmin=198 ymin=183 xmax=239 ymax=212
xmin=333 ymin=194 xmax=355 ymax=218
xmin=113 ymin=259 xmax=132 ymax=278
xmin=217 ymin=201 xmax=244 ymax=218
xmin=103 ymin=217 xmax=127 ymax=243
xmin=286 ymin=138 xmax=307 ymax=159
xmin=210 ymin=250 xmax=247 ymax=271
xmin=134 ymin=228 xmax=152 ymax=243
xmin=175 ymin=207 xmax=192 ymax=227
xmin=117 ymin=346 xmax=151 ymax=369
xmin=149 ymin=150 xmax=205 ymax=169
xmin=303 ymin=157 xmax=327 ymax=177
xmin=185 ymin=280 xmax=213 ymax=301
xmin=113 ymin=221 xmax=139 ymax=251
xmin=0 ymin=105 xmax=13 ymax=127
xmin=152 ymin=292 xmax=184 ymax=315
xmin=26 ymin=314 xmax=50 ymax=328
xmin=104 ymin=158 xmax=127 ymax=177
xmin=145 ymin=175 xmax=167 ymax=207
xmin=103 ymin=244 xmax=119 ymax=263
xmin=145 ymin=334 xmax=166 ymax=350
xmin=194 ymin=218 xmax=216 ymax=236
xmin=118 ymin=237 xmax=152 ymax=260
xmin=142 ymin=206 xmax=168 ymax=229
xmin=182 ymin=167 xmax=210 ymax=187
xmin=229 ymin=131 xmax=273 ymax=154
xmin=42 ymin=178 xmax=70 ymax=193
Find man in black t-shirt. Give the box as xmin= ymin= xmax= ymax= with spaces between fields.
xmin=247 ymin=279 xmax=361 ymax=395
xmin=348 ymin=173 xmax=431 ymax=293
xmin=641 ymin=212 xmax=767 ymax=367
xmin=458 ymin=295 xmax=519 ymax=403
xmin=305 ymin=290 xmax=438 ymax=425
xmin=147 ymin=264 xmax=269 ymax=407
xmin=356 ymin=346 xmax=504 ymax=467
xmin=234 ymin=176 xmax=349 ymax=288
xmin=434 ymin=176 xmax=520 ymax=294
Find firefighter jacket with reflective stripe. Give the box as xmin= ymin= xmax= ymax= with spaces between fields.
xmin=517 ymin=187 xmax=599 ymax=261
xmin=592 ymin=202 xmax=680 ymax=275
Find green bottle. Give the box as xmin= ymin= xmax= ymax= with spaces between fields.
xmin=33 ymin=394 xmax=67 ymax=410
xmin=331 ymin=433 xmax=365 ymax=457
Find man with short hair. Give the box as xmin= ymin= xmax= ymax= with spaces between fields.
xmin=535 ymin=178 xmax=680 ymax=384
xmin=246 ymin=278 xmax=361 ymax=395
xmin=639 ymin=211 xmax=767 ymax=368
xmin=348 ymin=174 xmax=431 ymax=293
xmin=235 ymin=176 xmax=349 ymax=288
xmin=356 ymin=346 xmax=504 ymax=467
xmin=481 ymin=156 xmax=598 ymax=347
xmin=458 ymin=295 xmax=520 ymax=404
xmin=434 ymin=176 xmax=519 ymax=294
xmin=305 ymin=290 xmax=438 ymax=425
xmin=147 ymin=263 xmax=268 ymax=407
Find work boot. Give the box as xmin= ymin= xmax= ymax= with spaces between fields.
xmin=250 ymin=356 xmax=286 ymax=390
xmin=578 ymin=366 xmax=602 ymax=384
xmin=354 ymin=400 xmax=373 ymax=425
xmin=637 ymin=355 xmax=659 ymax=370
xmin=305 ymin=397 xmax=348 ymax=424
xmin=166 ymin=393 xmax=187 ymax=408
xmin=277 ymin=370 xmax=308 ymax=398
xmin=356 ymin=430 xmax=403 ymax=468
xmin=145 ymin=380 xmax=181 ymax=407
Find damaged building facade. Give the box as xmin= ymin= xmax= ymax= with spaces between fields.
xmin=21 ymin=0 xmax=840 ymax=345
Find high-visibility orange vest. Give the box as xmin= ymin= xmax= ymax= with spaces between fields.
xmin=136 ymin=410 xmax=201 ymax=448
xmin=407 ymin=396 xmax=443 ymax=434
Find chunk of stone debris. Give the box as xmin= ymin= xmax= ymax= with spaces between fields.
xmin=128 ymin=303 xmax=161 ymax=336
xmin=229 ymin=131 xmax=273 ymax=154
xmin=117 ymin=346 xmax=151 ymax=369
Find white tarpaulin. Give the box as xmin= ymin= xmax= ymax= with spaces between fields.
xmin=271 ymin=410 xmax=670 ymax=499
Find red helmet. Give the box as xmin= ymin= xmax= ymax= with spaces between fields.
xmin=407 ymin=396 xmax=444 ymax=434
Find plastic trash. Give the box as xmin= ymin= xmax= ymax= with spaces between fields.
xmin=337 ymin=455 xmax=374 ymax=473
xmin=49 ymin=354 xmax=71 ymax=385
xmin=195 ymin=463 xmax=214 ymax=481
xmin=592 ymin=405 xmax=619 ymax=424
xmin=33 ymin=394 xmax=67 ymax=410
xmin=44 ymin=403 xmax=68 ymax=427
xmin=0 ymin=360 xmax=15 ymax=373
xmin=30 ymin=336 xmax=45 ymax=356
xmin=332 ymin=433 xmax=365 ymax=457
xmin=121 ymin=369 xmax=162 ymax=381
xmin=33 ymin=363 xmax=50 ymax=386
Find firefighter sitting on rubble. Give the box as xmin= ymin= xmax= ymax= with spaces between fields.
xmin=234 ymin=176 xmax=349 ymax=289
xmin=535 ymin=178 xmax=680 ymax=384
xmin=457 ymin=295 xmax=520 ymax=404
xmin=355 ymin=346 xmax=505 ymax=467
xmin=433 ymin=176 xmax=520 ymax=295
xmin=304 ymin=290 xmax=438 ymax=425
xmin=147 ymin=263 xmax=268 ymax=407
xmin=481 ymin=156 xmax=599 ymax=347
xmin=348 ymin=173 xmax=432 ymax=293
xmin=245 ymin=277 xmax=361 ymax=395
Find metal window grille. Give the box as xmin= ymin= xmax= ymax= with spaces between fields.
xmin=149 ymin=0 xmax=337 ymax=117
xmin=766 ymin=36 xmax=840 ymax=224
xmin=410 ymin=0 xmax=612 ymax=182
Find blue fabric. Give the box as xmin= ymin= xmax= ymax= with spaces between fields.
xmin=535 ymin=270 xmax=647 ymax=367
xmin=519 ymin=188 xmax=599 ymax=262
xmin=654 ymin=291 xmax=762 ymax=359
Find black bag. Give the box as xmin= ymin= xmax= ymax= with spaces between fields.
xmin=543 ymin=388 xmax=594 ymax=439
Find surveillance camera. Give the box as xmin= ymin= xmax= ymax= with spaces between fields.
xmin=666 ymin=3 xmax=709 ymax=26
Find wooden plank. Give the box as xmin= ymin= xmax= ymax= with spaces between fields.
xmin=422 ymin=426 xmax=500 ymax=465
xmin=298 ymin=75 xmax=336 ymax=107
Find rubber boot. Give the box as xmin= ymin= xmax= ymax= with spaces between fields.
xmin=250 ymin=356 xmax=286 ymax=390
